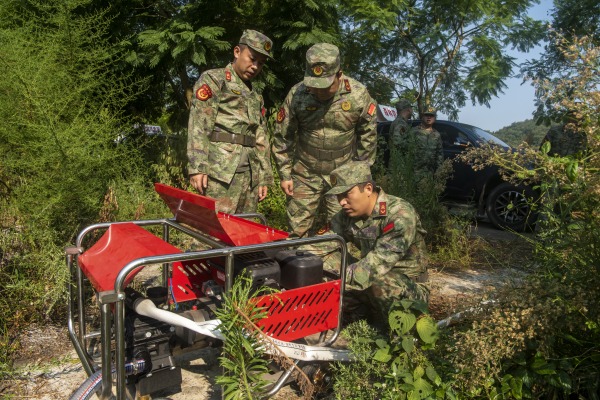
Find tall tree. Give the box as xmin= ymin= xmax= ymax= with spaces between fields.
xmin=522 ymin=0 xmax=600 ymax=123
xmin=340 ymin=0 xmax=546 ymax=117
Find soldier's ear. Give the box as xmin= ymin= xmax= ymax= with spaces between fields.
xmin=233 ymin=45 xmax=241 ymax=61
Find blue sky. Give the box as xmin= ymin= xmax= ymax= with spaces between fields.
xmin=444 ymin=1 xmax=554 ymax=132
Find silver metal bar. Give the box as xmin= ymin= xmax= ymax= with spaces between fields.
xmin=100 ymin=301 xmax=113 ymax=399
xmin=262 ymin=361 xmax=300 ymax=398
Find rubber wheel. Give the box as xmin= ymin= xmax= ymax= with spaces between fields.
xmin=485 ymin=182 xmax=536 ymax=232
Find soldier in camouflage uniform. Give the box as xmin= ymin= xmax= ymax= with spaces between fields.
xmin=399 ymin=107 xmax=444 ymax=182
xmin=187 ymin=30 xmax=274 ymax=214
xmin=389 ymin=99 xmax=413 ymax=146
xmin=320 ymin=161 xmax=429 ymax=325
xmin=540 ymin=113 xmax=587 ymax=157
xmin=272 ymin=43 xmax=378 ymax=237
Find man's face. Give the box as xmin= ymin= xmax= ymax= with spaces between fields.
xmin=336 ymin=184 xmax=374 ymax=218
xmin=307 ymin=72 xmax=341 ymax=101
xmin=400 ymin=107 xmax=413 ymax=119
xmin=422 ymin=114 xmax=436 ymax=127
xmin=232 ymin=46 xmax=267 ymax=81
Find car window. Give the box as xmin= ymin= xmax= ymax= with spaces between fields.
xmin=434 ymin=124 xmax=470 ymax=147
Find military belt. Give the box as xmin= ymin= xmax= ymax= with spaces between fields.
xmin=209 ymin=131 xmax=256 ymax=147
xmin=304 ymin=143 xmax=353 ymax=161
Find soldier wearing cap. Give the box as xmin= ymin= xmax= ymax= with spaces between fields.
xmin=389 ymin=99 xmax=414 ymax=146
xmin=318 ymin=161 xmax=429 ymax=324
xmin=272 ymin=43 xmax=378 ymax=238
xmin=399 ymin=106 xmax=444 ymax=181
xmin=187 ymin=29 xmax=274 ymax=214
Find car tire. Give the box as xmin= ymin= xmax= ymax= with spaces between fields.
xmin=485 ymin=182 xmax=536 ymax=232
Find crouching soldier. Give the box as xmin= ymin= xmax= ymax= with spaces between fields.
xmin=315 ymin=161 xmax=429 ymax=327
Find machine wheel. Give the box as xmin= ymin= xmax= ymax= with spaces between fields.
xmin=485 ymin=182 xmax=536 ymax=232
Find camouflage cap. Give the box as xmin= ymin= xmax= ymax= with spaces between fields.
xmin=395 ymin=99 xmax=413 ymax=112
xmin=327 ymin=161 xmax=373 ymax=195
xmin=422 ymin=106 xmax=437 ymax=116
xmin=239 ymin=29 xmax=274 ymax=59
xmin=304 ymin=43 xmax=341 ymax=89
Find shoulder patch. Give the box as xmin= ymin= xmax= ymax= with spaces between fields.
xmin=276 ymin=107 xmax=286 ymax=123
xmin=344 ymin=79 xmax=351 ymax=92
xmin=367 ymin=103 xmax=376 ymax=116
xmin=225 ymin=70 xmax=231 ymax=81
xmin=382 ymin=222 xmax=394 ymax=234
xmin=195 ymin=84 xmax=212 ymax=101
xmin=379 ymin=201 xmax=387 ymax=216
xmin=317 ymin=222 xmax=330 ymax=235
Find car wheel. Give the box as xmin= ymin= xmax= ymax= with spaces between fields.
xmin=485 ymin=182 xmax=536 ymax=232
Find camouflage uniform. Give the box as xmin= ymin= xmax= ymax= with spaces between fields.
xmin=322 ymin=161 xmax=429 ymax=324
xmin=541 ymin=124 xmax=587 ymax=157
xmin=389 ymin=99 xmax=413 ymax=146
xmin=399 ymin=109 xmax=444 ymax=181
xmin=272 ymin=43 xmax=377 ymax=237
xmin=187 ymin=30 xmax=274 ymax=214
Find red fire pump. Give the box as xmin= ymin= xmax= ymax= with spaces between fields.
xmin=67 ymin=183 xmax=351 ymax=400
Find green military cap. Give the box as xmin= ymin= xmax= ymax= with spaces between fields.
xmin=422 ymin=106 xmax=437 ymax=116
xmin=304 ymin=43 xmax=341 ymax=89
xmin=327 ymin=161 xmax=373 ymax=195
xmin=395 ymin=99 xmax=413 ymax=112
xmin=239 ymin=29 xmax=274 ymax=59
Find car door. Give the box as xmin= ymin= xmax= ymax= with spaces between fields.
xmin=434 ymin=122 xmax=483 ymax=201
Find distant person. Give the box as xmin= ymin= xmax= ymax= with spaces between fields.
xmin=272 ymin=43 xmax=378 ymax=237
xmin=389 ymin=99 xmax=414 ymax=146
xmin=317 ymin=161 xmax=429 ymax=325
xmin=187 ymin=30 xmax=274 ymax=214
xmin=540 ymin=111 xmax=587 ymax=157
xmin=399 ymin=107 xmax=444 ymax=181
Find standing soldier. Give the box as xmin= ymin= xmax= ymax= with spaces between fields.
xmin=272 ymin=43 xmax=378 ymax=237
xmin=399 ymin=106 xmax=444 ymax=182
xmin=187 ymin=29 xmax=274 ymax=214
xmin=320 ymin=161 xmax=429 ymax=325
xmin=389 ymin=99 xmax=414 ymax=146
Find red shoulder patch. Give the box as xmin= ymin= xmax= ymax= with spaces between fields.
xmin=196 ymin=84 xmax=212 ymax=101
xmin=383 ymin=222 xmax=394 ymax=234
xmin=225 ymin=70 xmax=231 ymax=81
xmin=276 ymin=107 xmax=286 ymax=123
xmin=367 ymin=103 xmax=376 ymax=116
xmin=379 ymin=201 xmax=387 ymax=216
xmin=317 ymin=222 xmax=330 ymax=235
xmin=344 ymin=79 xmax=351 ymax=92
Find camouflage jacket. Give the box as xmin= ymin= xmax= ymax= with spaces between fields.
xmin=187 ymin=63 xmax=273 ymax=186
xmin=272 ymin=75 xmax=377 ymax=180
xmin=541 ymin=124 xmax=587 ymax=157
xmin=389 ymin=116 xmax=410 ymax=147
xmin=399 ymin=124 xmax=444 ymax=174
xmin=330 ymin=189 xmax=427 ymax=287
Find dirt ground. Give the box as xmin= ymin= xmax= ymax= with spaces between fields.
xmin=2 ymin=221 xmax=533 ymax=399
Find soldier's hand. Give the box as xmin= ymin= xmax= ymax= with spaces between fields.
xmin=280 ymin=180 xmax=294 ymax=196
xmin=258 ymin=186 xmax=268 ymax=201
xmin=190 ymin=174 xmax=208 ymax=194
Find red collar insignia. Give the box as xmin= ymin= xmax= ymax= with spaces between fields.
xmin=379 ymin=201 xmax=387 ymax=216
xmin=344 ymin=79 xmax=351 ymax=92
xmin=276 ymin=107 xmax=286 ymax=123
xmin=367 ymin=103 xmax=376 ymax=116
xmin=225 ymin=70 xmax=232 ymax=81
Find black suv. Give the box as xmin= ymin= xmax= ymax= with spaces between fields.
xmin=378 ymin=119 xmax=536 ymax=231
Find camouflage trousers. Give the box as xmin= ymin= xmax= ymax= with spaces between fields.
xmin=318 ymin=250 xmax=429 ymax=328
xmin=207 ymin=169 xmax=258 ymax=215
xmin=287 ymin=170 xmax=341 ymax=237
xmin=343 ymin=271 xmax=429 ymax=329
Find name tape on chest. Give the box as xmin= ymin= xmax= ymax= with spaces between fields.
xmin=382 ymin=221 xmax=395 ymax=234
